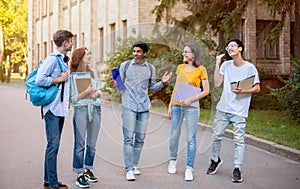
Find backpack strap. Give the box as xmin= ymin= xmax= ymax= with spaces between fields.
xmin=123 ymin=60 xmax=132 ymax=82
xmin=38 ymin=54 xmax=66 ymax=119
xmin=50 ymin=54 xmax=66 ymax=102
xmin=148 ymin=63 xmax=154 ymax=87
xmin=50 ymin=54 xmax=65 ymax=72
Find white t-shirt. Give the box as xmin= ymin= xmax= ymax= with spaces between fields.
xmin=216 ymin=60 xmax=260 ymax=117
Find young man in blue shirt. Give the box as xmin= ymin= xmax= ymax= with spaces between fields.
xmin=111 ymin=41 xmax=172 ymax=181
xmin=36 ymin=30 xmax=73 ymax=189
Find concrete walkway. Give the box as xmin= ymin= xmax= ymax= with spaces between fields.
xmin=0 ymin=85 xmax=299 ymax=189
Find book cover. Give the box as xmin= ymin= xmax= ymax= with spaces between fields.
xmin=174 ymin=82 xmax=202 ymax=107
xmin=111 ymin=67 xmax=125 ymax=91
xmin=231 ymin=75 xmax=255 ymax=99
xmin=72 ymin=72 xmax=92 ymax=95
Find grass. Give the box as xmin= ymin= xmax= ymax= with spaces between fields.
xmin=151 ymin=105 xmax=300 ymax=150
xmin=246 ymin=110 xmax=300 ymax=150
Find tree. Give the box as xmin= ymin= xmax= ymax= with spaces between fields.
xmin=0 ymin=0 xmax=28 ymax=83
xmin=152 ymin=0 xmax=296 ymax=51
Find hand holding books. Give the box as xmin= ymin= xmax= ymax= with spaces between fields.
xmin=110 ymin=67 xmax=125 ymax=91
xmin=174 ymin=82 xmax=202 ymax=107
xmin=231 ymin=75 xmax=255 ymax=99
xmin=72 ymin=72 xmax=100 ymax=99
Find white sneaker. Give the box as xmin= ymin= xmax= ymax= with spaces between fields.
xmin=126 ymin=170 xmax=136 ymax=181
xmin=133 ymin=167 xmax=141 ymax=175
xmin=168 ymin=160 xmax=177 ymax=174
xmin=184 ymin=168 xmax=193 ymax=181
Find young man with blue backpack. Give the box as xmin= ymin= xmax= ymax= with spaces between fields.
xmin=35 ymin=30 xmax=74 ymax=189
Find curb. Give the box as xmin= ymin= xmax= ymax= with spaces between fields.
xmin=198 ymin=122 xmax=300 ymax=163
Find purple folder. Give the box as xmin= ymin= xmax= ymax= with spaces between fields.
xmin=174 ymin=82 xmax=202 ymax=107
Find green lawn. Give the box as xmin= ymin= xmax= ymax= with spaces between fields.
xmin=151 ymin=106 xmax=300 ymax=150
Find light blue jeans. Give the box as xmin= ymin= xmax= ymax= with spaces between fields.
xmin=169 ymin=104 xmax=200 ymax=168
xmin=72 ymin=106 xmax=101 ymax=173
xmin=211 ymin=110 xmax=246 ymax=168
xmin=122 ymin=106 xmax=149 ymax=172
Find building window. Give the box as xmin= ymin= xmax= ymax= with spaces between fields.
xmin=49 ymin=0 xmax=53 ymax=14
xmin=35 ymin=0 xmax=40 ymax=19
xmin=43 ymin=42 xmax=47 ymax=59
xmin=71 ymin=0 xmax=77 ymax=7
xmin=81 ymin=33 xmax=85 ymax=47
xmin=290 ymin=22 xmax=295 ymax=57
xmin=73 ymin=34 xmax=77 ymax=49
xmin=99 ymin=28 xmax=104 ymax=63
xmin=50 ymin=40 xmax=54 ymax=52
xmin=42 ymin=0 xmax=47 ymax=17
xmin=37 ymin=44 xmax=40 ymax=67
xmin=122 ymin=20 xmax=127 ymax=39
xmin=110 ymin=23 xmax=116 ymax=52
xmin=256 ymin=20 xmax=279 ymax=60
xmin=62 ymin=0 xmax=68 ymax=10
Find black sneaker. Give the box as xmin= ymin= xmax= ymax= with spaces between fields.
xmin=232 ymin=168 xmax=243 ymax=183
xmin=206 ymin=157 xmax=223 ymax=174
xmin=76 ymin=175 xmax=90 ymax=188
xmin=84 ymin=169 xmax=98 ymax=182
xmin=44 ymin=181 xmax=68 ymax=188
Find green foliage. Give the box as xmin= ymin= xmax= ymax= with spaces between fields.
xmin=0 ymin=0 xmax=28 ymax=83
xmin=269 ymin=56 xmax=300 ymax=121
xmin=152 ymin=0 xmax=294 ymax=50
xmin=260 ymin=0 xmax=295 ymax=18
xmin=152 ymin=0 xmax=250 ymax=51
xmin=250 ymin=93 xmax=283 ymax=110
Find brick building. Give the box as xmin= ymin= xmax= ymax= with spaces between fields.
xmin=28 ymin=0 xmax=299 ymax=91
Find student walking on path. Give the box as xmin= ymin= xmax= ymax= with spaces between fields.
xmin=110 ymin=41 xmax=172 ymax=181
xmin=206 ymin=39 xmax=260 ymax=183
xmin=167 ymin=44 xmax=209 ymax=181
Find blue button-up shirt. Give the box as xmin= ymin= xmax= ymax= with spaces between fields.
xmin=35 ymin=49 xmax=70 ymax=117
xmin=119 ymin=59 xmax=164 ymax=112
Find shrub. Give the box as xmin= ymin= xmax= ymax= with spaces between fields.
xmin=269 ymin=56 xmax=300 ymax=121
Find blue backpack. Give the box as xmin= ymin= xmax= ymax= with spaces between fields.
xmin=26 ymin=54 xmax=65 ymax=106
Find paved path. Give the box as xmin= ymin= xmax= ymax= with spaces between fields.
xmin=0 ymin=85 xmax=299 ymax=189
